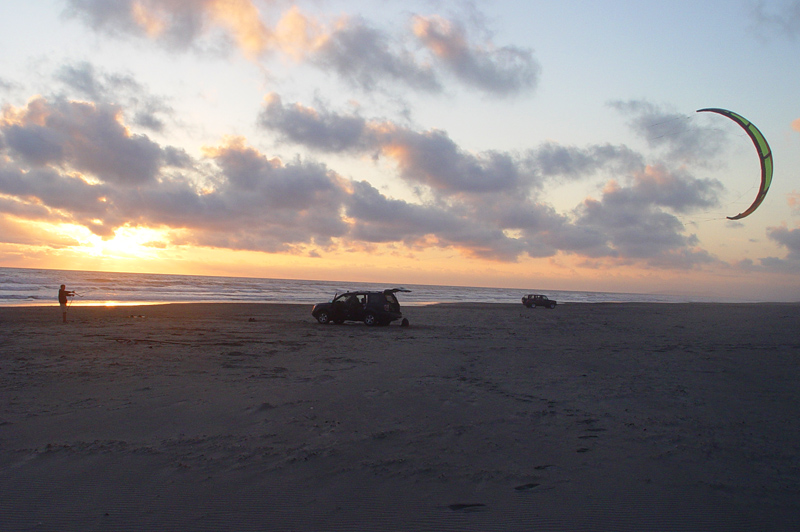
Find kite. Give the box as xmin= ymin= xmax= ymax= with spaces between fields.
xmin=696 ymin=108 xmax=773 ymax=220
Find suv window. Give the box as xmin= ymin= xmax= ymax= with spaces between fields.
xmin=385 ymin=293 xmax=398 ymax=305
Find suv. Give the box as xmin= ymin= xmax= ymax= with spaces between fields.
xmin=312 ymin=288 xmax=411 ymax=326
xmin=522 ymin=294 xmax=557 ymax=309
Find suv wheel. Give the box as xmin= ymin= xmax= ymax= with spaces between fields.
xmin=363 ymin=312 xmax=378 ymax=326
xmin=316 ymin=311 xmax=331 ymax=324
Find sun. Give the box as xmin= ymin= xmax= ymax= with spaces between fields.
xmin=58 ymin=223 xmax=171 ymax=260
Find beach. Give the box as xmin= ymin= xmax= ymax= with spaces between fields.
xmin=2 ymin=302 xmax=799 ymax=531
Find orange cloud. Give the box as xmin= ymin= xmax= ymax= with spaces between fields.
xmin=201 ymin=135 xmax=283 ymax=168
xmin=272 ymin=6 xmax=328 ymax=60
xmin=131 ymin=0 xmax=167 ymax=37
xmin=792 ymin=118 xmax=800 ymax=133
xmin=125 ymin=1 xmax=331 ymax=61
xmin=411 ymin=15 xmax=466 ymax=59
xmin=206 ymin=0 xmax=272 ymax=58
xmin=2 ymin=96 xmax=51 ymax=127
xmin=788 ymin=192 xmax=800 ymax=211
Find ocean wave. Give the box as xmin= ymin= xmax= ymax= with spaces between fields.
xmin=0 ymin=266 xmax=730 ymax=306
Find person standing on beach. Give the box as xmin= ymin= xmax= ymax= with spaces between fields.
xmin=58 ymin=284 xmax=75 ymax=323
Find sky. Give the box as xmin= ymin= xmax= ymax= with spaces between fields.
xmin=1 ymin=0 xmax=799 ymax=301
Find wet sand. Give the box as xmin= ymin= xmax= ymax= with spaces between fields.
xmin=2 ymin=302 xmax=799 ymax=531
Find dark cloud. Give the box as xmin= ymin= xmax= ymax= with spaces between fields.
xmin=64 ymin=1 xmax=539 ymax=97
xmin=347 ymin=180 xmax=529 ymax=260
xmin=108 ymin=139 xmax=354 ymax=252
xmin=376 ymin=126 xmax=532 ymax=195
xmin=624 ymin=164 xmax=722 ymax=213
xmin=64 ymin=0 xmax=215 ymax=51
xmin=533 ymin=142 xmax=644 ymax=180
xmin=412 ymin=15 xmax=540 ymax=96
xmin=56 ymin=61 xmax=171 ymax=132
xmin=346 ymin=180 xmax=455 ymax=242
xmin=2 ymin=97 xmax=165 ymax=185
xmin=609 ymin=100 xmax=728 ymax=164
xmin=57 ymin=62 xmax=129 ymax=101
xmin=258 ymin=95 xmax=726 ymax=220
xmin=258 ymin=95 xmax=537 ymax=195
xmin=313 ymin=17 xmax=441 ymax=93
xmin=3 ymin=123 xmax=65 ymax=166
xmin=0 ymin=163 xmax=119 ymax=236
xmin=251 ymin=94 xmax=735 ymax=264
xmin=258 ymin=93 xmax=368 ymax=152
xmin=767 ymin=225 xmax=800 ymax=260
xmin=752 ymin=0 xmax=800 ymax=39
xmin=0 ymin=123 xmax=353 ymax=248
xmin=0 ymin=83 xmax=730 ymax=268
xmin=571 ymin=179 xmax=716 ymax=268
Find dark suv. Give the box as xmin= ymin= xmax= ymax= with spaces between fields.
xmin=312 ymin=288 xmax=411 ymax=326
xmin=521 ymin=294 xmax=557 ymax=309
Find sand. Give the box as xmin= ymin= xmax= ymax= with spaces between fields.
xmin=1 ymin=301 xmax=799 ymax=531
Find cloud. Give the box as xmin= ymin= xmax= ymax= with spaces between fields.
xmin=624 ymin=164 xmax=722 ymax=213
xmin=549 ymin=163 xmax=722 ymax=266
xmin=0 ymin=164 xmax=120 ymax=236
xmin=572 ymin=181 xmax=713 ymax=267
xmin=55 ymin=62 xmax=173 ymax=132
xmin=312 ymin=16 xmax=441 ymax=93
xmin=609 ymin=100 xmax=728 ymax=164
xmin=0 ymin=127 xmax=354 ymax=249
xmin=0 ymin=214 xmax=80 ymax=247
xmin=759 ymin=224 xmax=800 ymax=273
xmin=345 ymin=179 xmax=531 ymax=260
xmin=2 ymin=97 xmax=168 ymax=185
xmin=0 ymin=76 xmax=16 ymax=93
xmin=532 ymin=142 xmax=644 ymax=180
xmin=259 ymin=94 xmax=537 ymax=195
xmin=412 ymin=15 xmax=540 ymax=96
xmin=0 ymin=93 xmax=357 ymax=250
xmin=259 ymin=93 xmax=369 ymax=152
xmin=767 ymin=225 xmax=800 ymax=259
xmin=0 ymin=80 xmax=729 ymax=268
xmin=793 ymin=118 xmax=800 ymax=133
xmin=65 ymin=0 xmax=271 ymax=56
xmin=788 ymin=192 xmax=800 ymax=213
xmin=375 ymin=125 xmax=533 ymax=195
xmin=140 ymin=137 xmax=354 ymax=252
xmin=64 ymin=1 xmax=539 ymax=97
xmin=255 ymin=94 xmax=730 ymax=264
xmin=752 ymin=0 xmax=800 ymax=39
xmin=259 ymin=94 xmax=725 ymax=214
xmin=64 ymin=1 xmax=440 ymax=92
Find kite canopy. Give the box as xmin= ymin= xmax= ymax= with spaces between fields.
xmin=697 ymin=108 xmax=773 ymax=220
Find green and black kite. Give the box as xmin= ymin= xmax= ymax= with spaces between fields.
xmin=697 ymin=108 xmax=773 ymax=220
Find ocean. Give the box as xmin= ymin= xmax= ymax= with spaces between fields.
xmin=0 ymin=267 xmax=720 ymax=307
